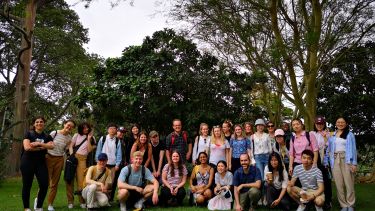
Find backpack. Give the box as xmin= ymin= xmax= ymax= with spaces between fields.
xmin=82 ymin=166 xmax=110 ymax=188
xmin=169 ymin=131 xmax=188 ymax=149
xmin=101 ymin=136 xmax=120 ymax=148
xmin=125 ymin=164 xmax=146 ymax=188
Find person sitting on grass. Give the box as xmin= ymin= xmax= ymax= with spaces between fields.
xmin=208 ymin=160 xmax=233 ymax=210
xmin=287 ymin=149 xmax=325 ymax=211
xmin=82 ymin=153 xmax=111 ymax=210
xmin=190 ymin=151 xmax=214 ymax=206
xmin=233 ymin=153 xmax=262 ymax=211
xmin=117 ymin=151 xmax=159 ymax=211
xmin=159 ymin=151 xmax=188 ymax=206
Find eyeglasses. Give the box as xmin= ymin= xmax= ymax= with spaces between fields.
xmin=267 ymin=125 xmax=274 ymax=128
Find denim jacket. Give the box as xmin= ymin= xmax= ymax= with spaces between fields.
xmin=324 ymin=131 xmax=357 ymax=167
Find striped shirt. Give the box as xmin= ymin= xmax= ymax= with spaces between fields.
xmin=292 ymin=165 xmax=323 ymax=190
xmin=47 ymin=131 xmax=71 ymax=156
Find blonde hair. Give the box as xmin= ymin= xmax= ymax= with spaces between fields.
xmin=199 ymin=123 xmax=209 ymax=135
xmin=211 ymin=125 xmax=225 ymax=144
xmin=132 ymin=151 xmax=144 ymax=158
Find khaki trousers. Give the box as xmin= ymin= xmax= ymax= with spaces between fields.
xmin=332 ymin=152 xmax=355 ymax=208
xmin=66 ymin=153 xmax=87 ymax=204
xmin=82 ymin=184 xmax=109 ymax=208
xmin=46 ymin=154 xmax=64 ymax=205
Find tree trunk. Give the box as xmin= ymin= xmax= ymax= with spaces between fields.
xmin=6 ymin=0 xmax=38 ymax=176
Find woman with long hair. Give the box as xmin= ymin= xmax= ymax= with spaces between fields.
xmin=325 ymin=116 xmax=357 ymax=211
xmin=130 ymin=131 xmax=152 ymax=168
xmin=159 ymin=151 xmax=188 ymax=206
xmin=244 ymin=122 xmax=254 ymax=139
xmin=46 ymin=120 xmax=75 ymax=211
xmin=190 ymin=152 xmax=214 ymax=205
xmin=65 ymin=122 xmax=94 ymax=209
xmin=267 ymin=121 xmax=276 ymax=150
xmin=192 ymin=123 xmax=211 ymax=165
xmin=274 ymin=129 xmax=290 ymax=168
xmin=222 ymin=120 xmax=233 ymax=142
xmin=264 ymin=152 xmax=291 ymax=211
xmin=21 ymin=116 xmax=54 ymax=211
xmin=208 ymin=126 xmax=230 ymax=168
xmin=124 ymin=124 xmax=140 ymax=165
xmin=229 ymin=124 xmax=252 ymax=173
xmin=288 ymin=118 xmax=319 ymax=176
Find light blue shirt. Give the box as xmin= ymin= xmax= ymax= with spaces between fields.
xmin=118 ymin=165 xmax=154 ymax=186
xmin=324 ymin=131 xmax=357 ymax=167
xmin=95 ymin=135 xmax=122 ymax=166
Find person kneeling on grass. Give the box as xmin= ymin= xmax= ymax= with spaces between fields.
xmin=117 ymin=151 xmax=159 ymax=211
xmin=82 ymin=153 xmax=112 ymax=210
xmin=233 ymin=153 xmax=262 ymax=211
xmin=287 ymin=149 xmax=325 ymax=211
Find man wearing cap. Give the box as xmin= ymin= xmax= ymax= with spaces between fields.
xmin=108 ymin=126 xmax=127 ymax=202
xmin=118 ymin=151 xmax=159 ymax=211
xmin=82 ymin=153 xmax=112 ymax=210
xmin=95 ymin=123 xmax=122 ymax=198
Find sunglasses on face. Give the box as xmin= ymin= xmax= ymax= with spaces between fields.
xmin=267 ymin=125 xmax=274 ymax=128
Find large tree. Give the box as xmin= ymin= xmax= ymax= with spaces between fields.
xmin=0 ymin=0 xmax=99 ymax=175
xmin=169 ymin=0 xmax=375 ymax=129
xmin=76 ymin=29 xmax=256 ymax=134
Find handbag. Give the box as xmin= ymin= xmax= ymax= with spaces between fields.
xmin=64 ymin=136 xmax=87 ymax=182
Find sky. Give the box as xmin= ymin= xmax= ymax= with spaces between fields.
xmin=66 ymin=0 xmax=171 ymax=58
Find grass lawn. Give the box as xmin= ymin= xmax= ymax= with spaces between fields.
xmin=1 ymin=177 xmax=374 ymax=210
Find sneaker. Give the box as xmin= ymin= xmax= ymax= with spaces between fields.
xmin=47 ymin=205 xmax=55 ymax=211
xmin=134 ymin=198 xmax=145 ymax=209
xmin=35 ymin=208 xmax=43 ymax=211
xmin=263 ymin=197 xmax=267 ymax=206
xmin=315 ymin=205 xmax=323 ymax=211
xmin=120 ymin=202 xmax=127 ymax=211
xmin=297 ymin=204 xmax=306 ymax=211
xmin=33 ymin=198 xmax=38 ymax=210
xmin=80 ymin=203 xmax=86 ymax=208
xmin=68 ymin=203 xmax=74 ymax=209
xmin=257 ymin=199 xmax=263 ymax=206
xmin=24 ymin=209 xmax=32 ymax=211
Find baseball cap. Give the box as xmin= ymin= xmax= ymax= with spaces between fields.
xmin=118 ymin=126 xmax=126 ymax=133
xmin=98 ymin=153 xmax=108 ymax=161
xmin=315 ymin=116 xmax=326 ymax=124
xmin=275 ymin=129 xmax=285 ymax=136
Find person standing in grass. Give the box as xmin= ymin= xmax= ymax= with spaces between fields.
xmin=222 ymin=120 xmax=233 ymax=142
xmin=45 ymin=120 xmax=75 ymax=211
xmin=192 ymin=123 xmax=211 ymax=165
xmin=208 ymin=125 xmax=230 ymax=169
xmin=21 ymin=116 xmax=54 ymax=211
xmin=229 ymin=124 xmax=252 ymax=173
xmin=150 ymin=130 xmax=165 ymax=181
xmin=165 ymin=119 xmax=192 ymax=164
xmin=325 ymin=116 xmax=357 ymax=211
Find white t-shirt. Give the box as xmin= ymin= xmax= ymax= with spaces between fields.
xmin=209 ymin=140 xmax=230 ymax=165
xmin=264 ymin=165 xmax=288 ymax=190
xmin=252 ymin=133 xmax=272 ymax=155
xmin=47 ymin=131 xmax=71 ymax=156
xmin=335 ymin=137 xmax=347 ymax=152
xmin=192 ymin=136 xmax=211 ymax=161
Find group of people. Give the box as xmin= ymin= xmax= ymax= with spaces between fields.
xmin=20 ymin=116 xmax=357 ymax=211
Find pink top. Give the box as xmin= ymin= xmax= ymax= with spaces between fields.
xmin=72 ymin=133 xmax=90 ymax=156
xmin=289 ymin=131 xmax=318 ymax=163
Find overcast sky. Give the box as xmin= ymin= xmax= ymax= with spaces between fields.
xmin=66 ymin=0 xmax=171 ymax=58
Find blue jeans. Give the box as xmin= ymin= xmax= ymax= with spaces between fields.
xmin=254 ymin=153 xmax=269 ymax=180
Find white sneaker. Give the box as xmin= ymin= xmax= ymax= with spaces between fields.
xmin=35 ymin=208 xmax=43 ymax=211
xmin=120 ymin=202 xmax=127 ymax=211
xmin=33 ymin=198 xmax=38 ymax=210
xmin=80 ymin=203 xmax=86 ymax=208
xmin=297 ymin=204 xmax=306 ymax=211
xmin=24 ymin=209 xmax=32 ymax=211
xmin=134 ymin=198 xmax=145 ymax=209
xmin=263 ymin=197 xmax=267 ymax=206
xmin=257 ymin=199 xmax=263 ymax=206
xmin=67 ymin=203 xmax=73 ymax=209
xmin=47 ymin=205 xmax=55 ymax=211
xmin=315 ymin=205 xmax=323 ymax=211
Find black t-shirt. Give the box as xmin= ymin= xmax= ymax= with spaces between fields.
xmin=22 ymin=130 xmax=53 ymax=160
xmin=151 ymin=139 xmax=166 ymax=171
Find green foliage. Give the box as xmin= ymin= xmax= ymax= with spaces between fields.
xmin=318 ymin=42 xmax=375 ymax=135
xmin=76 ymin=29 xmax=256 ymax=134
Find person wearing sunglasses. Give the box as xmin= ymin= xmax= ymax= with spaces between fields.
xmin=266 ymin=121 xmax=276 ymax=151
xmin=192 ymin=123 xmax=211 ymax=165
